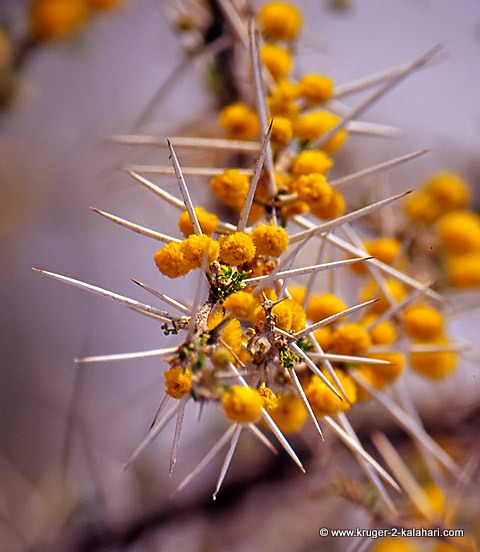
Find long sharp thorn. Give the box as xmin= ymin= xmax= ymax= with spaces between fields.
xmin=246 ymin=424 xmax=278 ymax=455
xmin=313 ymin=46 xmax=443 ymax=149
xmin=288 ymin=367 xmax=324 ymax=439
xmin=293 ymin=216 xmax=442 ymax=302
xmin=245 ymin=257 xmax=371 ymax=287
xmin=131 ymin=279 xmax=191 ymax=315
xmin=91 ymin=208 xmax=180 ymax=243
xmin=371 ymin=431 xmax=435 ymax=519
xmin=296 ymin=298 xmax=379 ymax=339
xmin=75 ymin=347 xmax=178 ymax=364
xmin=290 ymin=190 xmax=412 ymax=244
xmin=212 ymin=424 xmax=242 ymax=500
xmin=227 ymin=362 xmax=305 ymax=472
xmin=33 ymin=269 xmax=186 ymax=323
xmin=150 ymin=394 xmax=170 ymax=430
xmin=289 ymin=342 xmax=343 ymax=402
xmin=337 ymin=412 xmax=398 ymax=514
xmin=308 ymin=352 xmax=391 ymax=365
xmin=124 ymin=165 xmax=254 ymax=177
xmin=329 ymin=150 xmax=428 ymax=189
xmin=217 ymin=0 xmax=249 ymax=48
xmin=351 ymin=372 xmax=463 ymax=478
xmin=127 ymin=170 xmax=185 ymax=209
xmin=170 ymin=402 xmax=186 ymax=476
xmin=324 ymin=416 xmax=400 ymax=491
xmin=111 ymin=135 xmax=260 ymax=151
xmin=167 ymin=140 xmax=202 ymax=235
xmin=171 ymin=425 xmax=237 ymax=497
xmin=237 ymin=121 xmax=273 ymax=232
xmin=124 ymin=400 xmax=183 ymax=469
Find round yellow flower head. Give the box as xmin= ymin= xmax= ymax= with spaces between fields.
xmin=211 ymin=169 xmax=250 ymax=209
xmin=360 ymin=279 xmax=407 ymax=314
xmin=270 ymin=116 xmax=293 ymax=146
xmin=366 ymin=237 xmax=401 ymax=266
xmin=290 ymin=149 xmax=333 ymax=176
xmin=404 ymin=189 xmax=442 ymax=224
xmin=369 ymin=537 xmax=419 ymax=552
xmin=268 ymin=79 xmax=299 ymax=118
xmin=298 ymin=74 xmax=334 ymax=103
xmin=257 ymin=2 xmax=302 ymax=41
xmin=180 ymin=235 xmax=219 ymax=270
xmin=359 ymin=352 xmax=404 ymax=393
xmin=294 ymin=173 xmax=333 ymax=206
xmin=178 ymin=207 xmax=219 ymax=237
xmin=332 ymin=323 xmax=372 ymax=356
xmin=306 ymin=293 xmax=347 ymax=324
xmin=446 ymin=252 xmax=480 ymax=288
xmin=293 ymin=111 xmax=348 ymax=153
xmin=403 ymin=304 xmax=444 ymax=341
xmin=261 ymin=43 xmax=292 ymax=81
xmin=291 ymin=300 xmax=307 ymax=332
xmin=223 ymin=291 xmax=257 ymax=320
xmin=425 ymin=171 xmax=470 ymax=211
xmin=310 ymin=189 xmax=345 ymax=220
xmin=258 ymin=384 xmax=279 ymax=411
xmin=410 ymin=341 xmax=457 ymax=379
xmin=313 ymin=326 xmax=333 ymax=351
xmin=29 ymin=0 xmax=88 ymax=41
xmin=305 ymin=370 xmax=357 ymax=417
xmin=221 ymin=318 xmax=244 ymax=356
xmin=218 ymin=102 xmax=260 ymax=140
xmin=288 ymin=286 xmax=306 ymax=305
xmin=437 ymin=210 xmax=480 ymax=254
xmin=365 ymin=317 xmax=398 ymax=346
xmin=164 ymin=368 xmax=192 ymax=399
xmin=222 ymin=385 xmax=263 ymax=423
xmin=154 ymin=241 xmax=191 ymax=278
xmin=219 ymin=232 xmax=256 ymax=266
xmin=267 ymin=393 xmax=307 ymax=434
xmin=272 ymin=299 xmax=294 ymax=331
xmin=251 ymin=224 xmax=289 ymax=257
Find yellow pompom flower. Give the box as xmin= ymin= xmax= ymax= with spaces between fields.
xmin=290 ymin=150 xmax=333 ymax=176
xmin=270 ymin=116 xmax=293 ymax=146
xmin=425 ymin=171 xmax=470 ymax=211
xmin=293 ymin=111 xmax=347 ymax=153
xmin=403 ymin=304 xmax=444 ymax=341
xmin=288 ymin=286 xmax=306 ymax=305
xmin=251 ymin=224 xmax=289 ymax=257
xmin=164 ymin=368 xmax=192 ymax=399
xmin=410 ymin=342 xmax=457 ymax=379
xmin=223 ymin=291 xmax=257 ymax=320
xmin=180 ymin=235 xmax=219 ymax=270
xmin=268 ymin=79 xmax=299 ymax=118
xmin=257 ymin=2 xmax=302 ymax=41
xmin=222 ymin=385 xmax=263 ymax=423
xmin=313 ymin=326 xmax=333 ymax=351
xmin=294 ymin=173 xmax=333 ymax=206
xmin=178 ymin=207 xmax=219 ymax=237
xmin=298 ymin=74 xmax=334 ymax=103
xmin=154 ymin=241 xmax=191 ymax=278
xmin=360 ymin=279 xmax=407 ymax=314
xmin=272 ymin=300 xmax=295 ymax=331
xmin=404 ymin=189 xmax=442 ymax=224
xmin=366 ymin=236 xmax=401 ymax=265
xmin=306 ymin=293 xmax=347 ymax=323
xmin=261 ymin=43 xmax=292 ymax=81
xmin=437 ymin=210 xmax=480 ymax=254
xmin=358 ymin=352 xmax=404 ymax=393
xmin=446 ymin=252 xmax=480 ymax=287
xmin=305 ymin=370 xmax=357 ymax=417
xmin=211 ymin=169 xmax=250 ymax=209
xmin=369 ymin=537 xmax=419 ymax=552
xmin=219 ymin=232 xmax=256 ymax=266
xmin=221 ymin=318 xmax=244 ymax=356
xmin=332 ymin=323 xmax=372 ymax=356
xmin=291 ymin=301 xmax=307 ymax=332
xmin=29 ymin=0 xmax=88 ymax=41
xmin=266 ymin=393 xmax=307 ymax=434
xmin=310 ymin=189 xmax=345 ymax=220
xmin=218 ymin=102 xmax=260 ymax=140
xmin=361 ymin=314 xmax=397 ymax=345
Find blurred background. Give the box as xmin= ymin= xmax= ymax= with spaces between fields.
xmin=1 ymin=1 xmax=479 ymax=550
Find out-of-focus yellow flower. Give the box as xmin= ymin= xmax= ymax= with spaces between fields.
xmin=29 ymin=0 xmax=88 ymax=41
xmin=257 ymin=2 xmax=302 ymax=41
